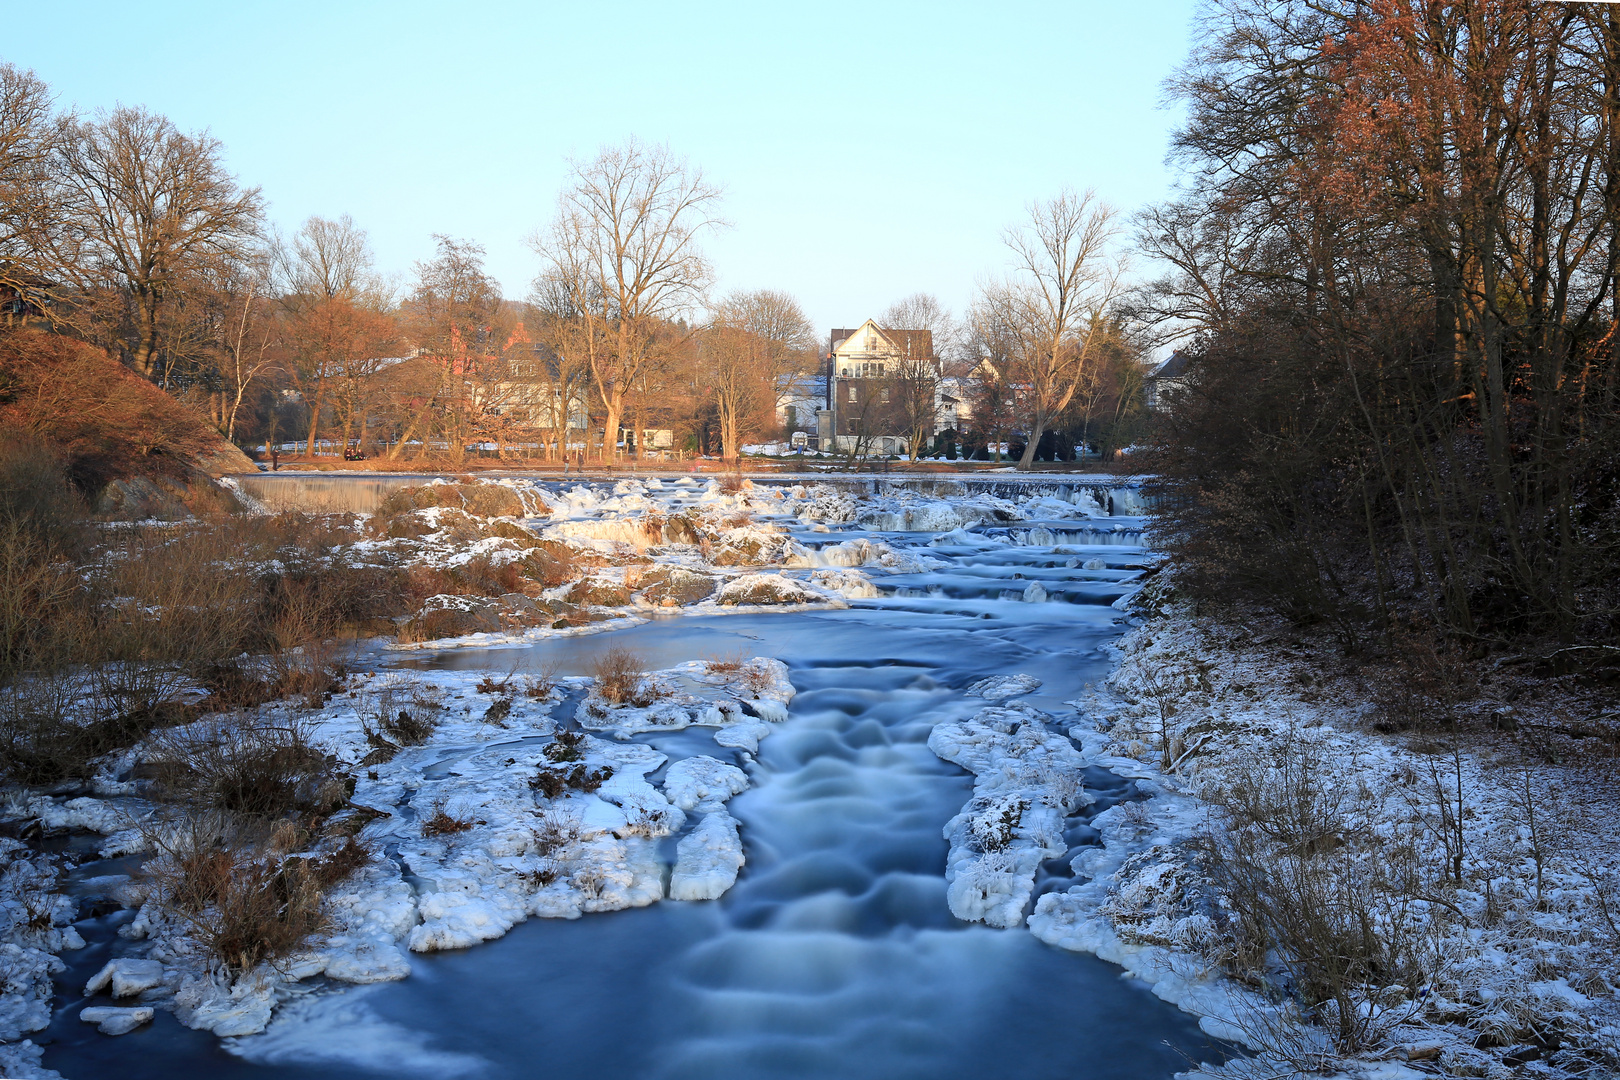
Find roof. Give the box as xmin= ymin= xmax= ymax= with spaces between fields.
xmin=1147 ymin=350 xmax=1191 ymax=381
xmin=830 ymin=319 xmax=935 ymax=360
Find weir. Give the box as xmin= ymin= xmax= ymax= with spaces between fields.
xmin=229 ymin=471 xmax=1146 ymax=515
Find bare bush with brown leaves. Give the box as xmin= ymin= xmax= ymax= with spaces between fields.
xmin=591 ymin=646 xmax=645 ymax=705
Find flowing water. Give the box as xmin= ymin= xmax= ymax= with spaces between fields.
xmin=41 ymin=493 xmax=1222 ymax=1079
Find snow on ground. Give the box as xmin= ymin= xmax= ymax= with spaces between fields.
xmin=0 ymin=652 xmax=792 ymax=1044
xmin=1018 ymin=595 xmax=1620 ymax=1079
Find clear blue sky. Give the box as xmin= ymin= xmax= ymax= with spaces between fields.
xmin=7 ymin=0 xmax=1199 ymax=335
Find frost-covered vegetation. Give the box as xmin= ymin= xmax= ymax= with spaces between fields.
xmin=1029 ymin=593 xmax=1620 ymax=1080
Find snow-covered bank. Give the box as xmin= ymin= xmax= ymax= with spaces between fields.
xmin=0 ymin=655 xmax=792 ymax=1051
xmin=1013 ymin=595 xmax=1620 ymax=1079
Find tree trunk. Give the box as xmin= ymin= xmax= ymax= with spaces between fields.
xmin=601 ymin=386 xmax=622 ymax=465
xmin=305 ymin=386 xmax=325 ymax=458
xmin=129 ymin=290 xmax=161 ymax=379
xmin=1017 ymin=411 xmax=1045 ymax=470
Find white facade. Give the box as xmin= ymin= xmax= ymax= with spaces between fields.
xmin=831 ymin=319 xmax=906 ymax=377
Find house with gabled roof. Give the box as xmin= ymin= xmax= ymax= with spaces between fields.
xmin=1143 ymin=350 xmax=1192 ymax=411
xmin=818 ymin=319 xmax=937 ymax=455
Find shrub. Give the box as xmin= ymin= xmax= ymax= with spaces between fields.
xmin=544 ymin=728 xmax=584 ymax=763
xmin=1194 ymin=734 xmax=1438 ymax=1053
xmin=149 ymin=713 xmax=349 ymax=824
xmin=591 ymin=646 xmax=645 ymax=704
xmin=360 ymin=675 xmax=440 ymax=746
xmin=0 ymin=664 xmax=157 ymax=785
xmin=144 ymin=819 xmax=352 ymax=974
xmin=0 ymin=438 xmax=90 ymax=563
xmin=531 ymin=762 xmax=613 ymax=798
xmin=420 ymin=796 xmax=474 ymax=837
xmin=530 ymin=768 xmax=567 ymax=799
xmin=475 ymin=669 xmax=515 ymax=694
xmin=522 ymin=663 xmax=561 ymax=699
xmin=385 ymin=708 xmax=436 ymax=744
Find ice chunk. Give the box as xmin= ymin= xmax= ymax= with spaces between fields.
xmin=323 ymin=936 xmax=412 ymax=983
xmin=1082 ymin=557 xmax=1107 ymax=570
xmin=0 ymin=1040 xmax=59 ymax=1080
xmin=963 ymin=673 xmax=1042 ymax=701
xmin=79 ymin=1006 xmax=154 ymax=1036
xmin=84 ymin=957 xmax=164 ymax=998
xmin=669 ymin=812 xmax=745 ymax=901
xmin=662 ymin=756 xmax=750 ymax=811
xmin=0 ymin=944 xmax=62 ymax=1042
xmin=408 ymin=890 xmax=520 ymax=953
xmin=1022 ymin=581 xmax=1047 ymax=603
xmin=714 ymin=721 xmax=772 ymax=753
xmin=174 ymin=971 xmax=275 ymax=1037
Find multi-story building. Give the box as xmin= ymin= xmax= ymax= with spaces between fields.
xmin=816 ymin=319 xmax=937 ymax=456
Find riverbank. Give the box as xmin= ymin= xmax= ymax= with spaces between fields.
xmin=1037 ymin=587 xmax=1620 ymax=1079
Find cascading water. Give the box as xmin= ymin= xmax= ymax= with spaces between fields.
xmin=41 ymin=479 xmax=1218 ymax=1080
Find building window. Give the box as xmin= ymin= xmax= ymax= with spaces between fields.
xmin=880 ymin=387 xmax=890 ymax=403
xmin=876 ymin=363 xmax=885 ymax=377
xmin=848 ymin=384 xmax=857 ymax=403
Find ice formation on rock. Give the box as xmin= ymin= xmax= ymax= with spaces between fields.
xmin=928 ymin=702 xmax=1090 ymax=929
xmin=662 ymin=756 xmax=750 ymax=812
xmin=669 ymin=811 xmax=746 ymax=901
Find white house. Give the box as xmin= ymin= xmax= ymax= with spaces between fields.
xmin=1143 ymin=351 xmax=1192 ymax=411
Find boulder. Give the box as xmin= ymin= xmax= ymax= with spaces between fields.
xmin=401 ymin=595 xmax=502 ymax=640
xmin=640 ymin=567 xmax=717 ymax=606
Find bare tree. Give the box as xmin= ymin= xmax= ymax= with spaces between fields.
xmin=0 ymin=63 xmax=60 ymax=321
xmin=525 ymin=272 xmax=597 ymax=461
xmin=532 ymin=139 xmax=722 ymax=462
xmin=880 ymin=293 xmax=956 ymax=459
xmin=277 ymin=213 xmax=379 ymax=303
xmin=391 ymin=235 xmax=499 ymax=463
xmin=704 ymin=289 xmax=815 ymax=462
xmin=53 ymin=106 xmax=262 ymax=380
xmin=217 ymin=254 xmax=283 ymax=443
xmin=278 ymin=216 xmax=396 ymax=458
xmin=978 ymin=189 xmax=1124 ymax=470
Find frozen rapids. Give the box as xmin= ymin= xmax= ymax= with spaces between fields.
xmin=43 ymin=499 xmax=1221 ymax=1079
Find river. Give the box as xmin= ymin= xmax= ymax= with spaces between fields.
xmin=41 ymin=482 xmax=1221 ymax=1079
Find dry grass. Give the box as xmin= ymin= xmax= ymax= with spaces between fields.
xmin=532 ymin=805 xmax=581 ymax=859
xmin=591 ymin=646 xmax=645 ymax=705
xmin=0 ymin=492 xmax=406 ymax=783
xmin=420 ymin=796 xmax=474 ymax=837
xmin=148 ymin=713 xmax=349 ymax=825
xmin=143 ymin=816 xmax=369 ymax=974
xmin=705 ymin=652 xmax=773 ymax=696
